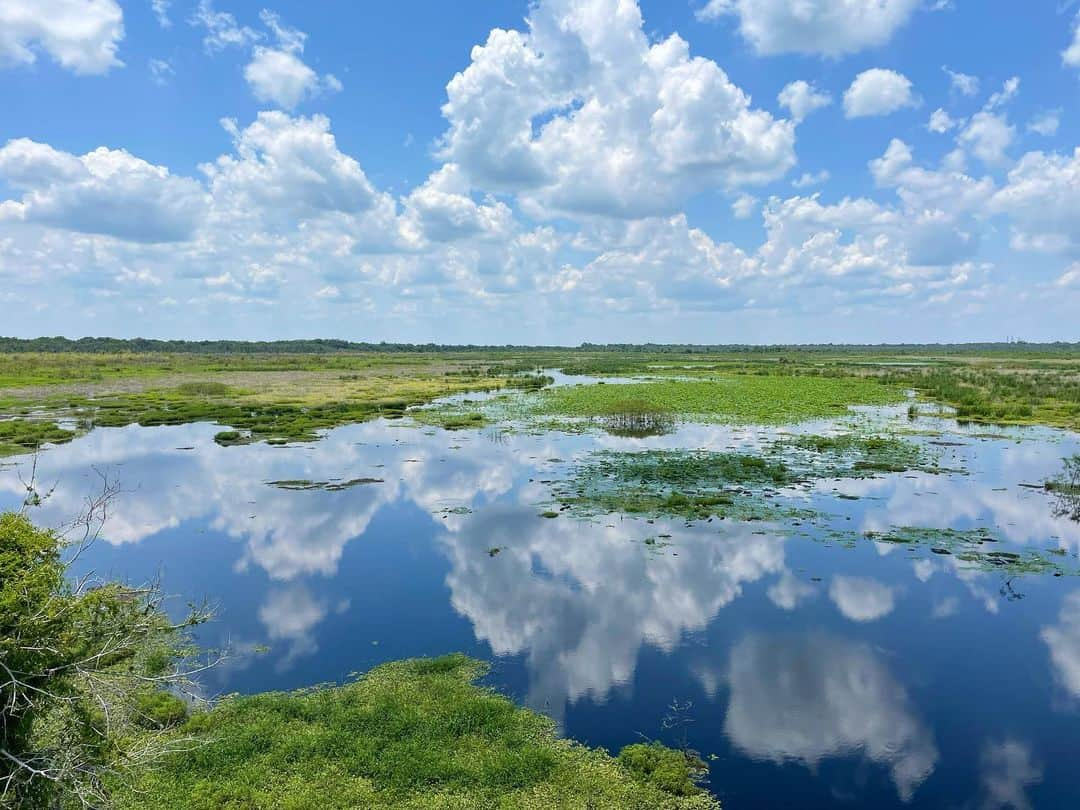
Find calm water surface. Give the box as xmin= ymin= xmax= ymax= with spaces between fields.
xmin=3 ymin=391 xmax=1080 ymax=808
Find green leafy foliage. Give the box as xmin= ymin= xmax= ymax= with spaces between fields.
xmin=0 ymin=512 xmax=201 ymax=808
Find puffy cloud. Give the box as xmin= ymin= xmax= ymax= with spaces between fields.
xmin=697 ymin=0 xmax=920 ymax=57
xmin=439 ymin=0 xmax=795 ymax=219
xmin=927 ymin=108 xmax=960 ymax=134
xmin=731 ymin=193 xmax=758 ymax=219
xmin=958 ymin=112 xmax=1015 ymax=166
xmin=402 ymin=163 xmax=513 ymax=244
xmin=242 ymin=11 xmax=341 ymax=110
xmin=777 ymin=80 xmax=832 ymax=123
xmin=990 ymin=148 xmax=1080 ymax=254
xmin=829 ymin=575 xmax=897 ymax=621
xmin=565 ymin=215 xmax=754 ymax=309
xmin=979 ymin=740 xmax=1042 ymax=810
xmin=791 ymin=170 xmax=830 ymax=189
xmin=245 ymin=49 xmax=319 ymax=109
xmin=843 ymin=69 xmax=918 ymax=118
xmin=201 ymin=112 xmax=380 ymax=226
xmin=0 ymin=0 xmax=123 ymax=74
xmin=0 ymin=138 xmax=205 ymax=242
xmin=725 ymin=633 xmax=938 ymax=802
xmin=1063 ymin=13 xmax=1080 ymax=68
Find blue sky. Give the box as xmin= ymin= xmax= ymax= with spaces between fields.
xmin=1 ymin=0 xmax=1078 ymax=344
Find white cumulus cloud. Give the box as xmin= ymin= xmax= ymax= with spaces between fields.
xmin=0 ymin=0 xmax=124 ymax=74
xmin=777 ymin=80 xmax=832 ymax=123
xmin=844 ymin=69 xmax=918 ymax=118
xmin=0 ymin=138 xmax=205 ymax=242
xmin=438 ymin=0 xmax=795 ymax=219
xmin=696 ymin=0 xmax=921 ymax=57
xmin=242 ymin=11 xmax=341 ymax=110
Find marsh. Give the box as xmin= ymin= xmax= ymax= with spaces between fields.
xmin=4 ymin=350 xmax=1080 ymax=807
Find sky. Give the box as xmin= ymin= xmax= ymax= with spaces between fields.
xmin=1 ymin=0 xmax=1079 ymax=344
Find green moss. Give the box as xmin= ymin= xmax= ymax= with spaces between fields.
xmin=110 ymin=655 xmax=718 ymax=810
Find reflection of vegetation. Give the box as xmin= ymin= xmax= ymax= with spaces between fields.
xmin=0 ymin=511 xmax=210 ymax=808
xmin=1047 ymin=455 xmax=1080 ymax=522
xmin=112 ymin=655 xmax=719 ymax=809
xmin=601 ymin=398 xmax=676 ymax=438
xmin=266 ymin=477 xmax=384 ymax=491
xmin=864 ymin=526 xmax=1074 ymax=576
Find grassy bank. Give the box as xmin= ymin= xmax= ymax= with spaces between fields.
xmin=110 ymin=655 xmax=717 ymax=810
xmin=2 ymin=346 xmax=1079 ymax=458
xmin=0 ymin=354 xmax=542 ymax=455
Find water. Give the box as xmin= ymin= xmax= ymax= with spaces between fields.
xmin=3 ymin=398 xmax=1080 ymax=808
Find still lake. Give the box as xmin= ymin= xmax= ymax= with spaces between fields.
xmin=3 ymin=380 xmax=1080 ymax=808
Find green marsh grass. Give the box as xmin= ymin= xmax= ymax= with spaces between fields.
xmin=110 ymin=655 xmax=719 ymax=810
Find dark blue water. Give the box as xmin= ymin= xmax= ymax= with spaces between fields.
xmin=3 ymin=404 xmax=1079 ymax=808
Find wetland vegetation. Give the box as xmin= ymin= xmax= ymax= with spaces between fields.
xmin=4 ymin=340 xmax=1080 ymax=807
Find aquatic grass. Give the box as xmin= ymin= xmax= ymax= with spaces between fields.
xmin=777 ymin=433 xmax=949 ymax=476
xmin=549 ymin=433 xmax=944 ymax=523
xmin=599 ymin=397 xmax=676 ymax=438
xmin=550 ymin=450 xmax=799 ymax=522
xmin=864 ymin=526 xmax=1076 ymax=576
xmin=536 ymin=376 xmax=903 ymax=425
xmin=0 ymin=418 xmax=77 ymax=457
xmin=110 ymin=655 xmax=718 ymax=810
